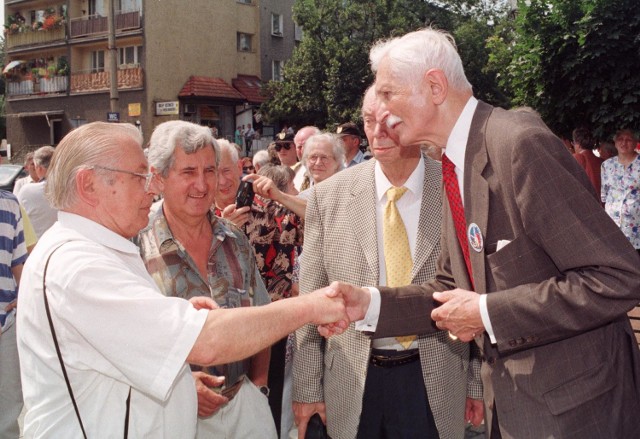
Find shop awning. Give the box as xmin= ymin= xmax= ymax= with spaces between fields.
xmin=232 ymin=75 xmax=265 ymax=104
xmin=7 ymin=110 xmax=65 ymax=126
xmin=179 ymin=76 xmax=245 ymax=101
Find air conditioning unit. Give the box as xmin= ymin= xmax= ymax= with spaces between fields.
xmin=184 ymin=104 xmax=196 ymax=114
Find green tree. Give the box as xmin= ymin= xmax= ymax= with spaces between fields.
xmin=262 ymin=0 xmax=507 ymax=128
xmin=489 ymin=0 xmax=640 ymax=139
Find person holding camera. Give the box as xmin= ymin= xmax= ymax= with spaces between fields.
xmin=138 ymin=121 xmax=276 ymax=439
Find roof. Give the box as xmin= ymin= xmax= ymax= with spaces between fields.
xmin=232 ymin=75 xmax=265 ymax=104
xmin=179 ymin=76 xmax=245 ymax=101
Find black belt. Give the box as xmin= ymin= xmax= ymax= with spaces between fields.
xmin=370 ymin=348 xmax=419 ymax=368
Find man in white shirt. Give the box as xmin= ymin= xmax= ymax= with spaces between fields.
xmin=17 ymin=121 xmax=349 ymax=438
xmin=17 ymin=146 xmax=57 ymax=238
xmin=13 ymin=152 xmax=39 ymax=196
xmin=292 ymin=126 xmax=320 ymax=191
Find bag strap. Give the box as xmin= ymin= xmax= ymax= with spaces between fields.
xmin=43 ymin=243 xmax=132 ymax=439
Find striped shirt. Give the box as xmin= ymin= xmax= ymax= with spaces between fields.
xmin=0 ymin=190 xmax=28 ymax=328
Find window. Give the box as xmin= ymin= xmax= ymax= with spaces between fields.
xmin=271 ymin=13 xmax=283 ymax=36
xmin=91 ymin=50 xmax=105 ymax=73
xmin=89 ymin=0 xmax=105 ymax=16
xmin=272 ymin=60 xmax=283 ymax=82
xmin=118 ymin=45 xmax=142 ymax=67
xmin=237 ymin=33 xmax=252 ymax=52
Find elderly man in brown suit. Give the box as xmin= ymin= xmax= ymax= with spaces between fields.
xmin=293 ymin=87 xmax=482 ymax=439
xmin=325 ymin=28 xmax=640 ymax=439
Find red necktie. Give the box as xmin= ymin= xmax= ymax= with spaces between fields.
xmin=441 ymin=154 xmax=474 ymax=289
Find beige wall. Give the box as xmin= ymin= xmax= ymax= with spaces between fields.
xmin=144 ymin=0 xmax=260 ymax=117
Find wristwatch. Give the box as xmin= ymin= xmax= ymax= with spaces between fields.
xmin=259 ymin=385 xmax=270 ymax=397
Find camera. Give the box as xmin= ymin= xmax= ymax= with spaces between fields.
xmin=235 ymin=180 xmax=255 ymax=208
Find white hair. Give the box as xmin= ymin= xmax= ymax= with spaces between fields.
xmin=302 ymin=133 xmax=346 ymax=172
xmin=370 ymin=28 xmax=472 ymax=93
xmin=216 ymin=138 xmax=240 ymax=162
xmin=253 ymin=150 xmax=269 ymax=168
xmin=148 ymin=120 xmax=218 ymax=177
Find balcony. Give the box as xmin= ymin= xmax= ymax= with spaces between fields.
xmin=7 ymin=75 xmax=68 ymax=97
xmin=69 ymin=10 xmax=141 ymax=38
xmin=6 ymin=25 xmax=66 ymax=49
xmin=70 ymin=66 xmax=143 ymax=93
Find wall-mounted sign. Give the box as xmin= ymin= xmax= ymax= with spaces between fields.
xmin=107 ymin=112 xmax=120 ymax=122
xmin=128 ymin=103 xmax=141 ymax=117
xmin=156 ymin=101 xmax=179 ymax=116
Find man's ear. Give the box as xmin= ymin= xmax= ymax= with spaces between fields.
xmin=424 ymin=69 xmax=448 ymax=105
xmin=150 ymin=166 xmax=165 ymax=193
xmin=76 ymin=168 xmax=99 ymax=207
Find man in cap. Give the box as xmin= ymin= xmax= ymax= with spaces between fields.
xmin=274 ymin=132 xmax=299 ymax=167
xmin=336 ymin=122 xmax=368 ymax=167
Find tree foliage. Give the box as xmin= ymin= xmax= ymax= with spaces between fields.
xmin=261 ymin=0 xmax=508 ymax=129
xmin=488 ymin=0 xmax=640 ymax=139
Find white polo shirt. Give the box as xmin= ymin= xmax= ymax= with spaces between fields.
xmin=18 ymin=212 xmax=208 ymax=438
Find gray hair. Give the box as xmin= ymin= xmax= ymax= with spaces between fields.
xmin=302 ymin=133 xmax=346 ymax=172
xmin=148 ymin=120 xmax=218 ymax=177
xmin=257 ymin=164 xmax=295 ymax=192
xmin=34 ymin=145 xmax=56 ymax=169
xmin=46 ymin=122 xmax=142 ymax=210
xmin=253 ymin=150 xmax=269 ymax=168
xmin=370 ymin=28 xmax=472 ymax=93
xmin=216 ymin=138 xmax=240 ymax=163
xmin=614 ymin=128 xmax=638 ymax=142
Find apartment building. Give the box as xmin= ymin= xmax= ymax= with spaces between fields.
xmin=4 ymin=0 xmax=296 ymax=156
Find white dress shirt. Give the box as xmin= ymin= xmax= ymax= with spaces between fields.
xmin=357 ymin=97 xmax=497 ymax=343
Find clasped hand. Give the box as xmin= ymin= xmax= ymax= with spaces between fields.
xmin=431 ymin=289 xmax=485 ymax=342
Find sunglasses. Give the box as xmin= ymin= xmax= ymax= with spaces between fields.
xmin=243 ymin=166 xmax=255 ymax=172
xmin=274 ymin=143 xmax=293 ymax=152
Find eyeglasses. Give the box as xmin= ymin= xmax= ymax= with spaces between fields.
xmin=307 ymin=154 xmax=332 ymax=164
xmin=92 ymin=165 xmax=154 ymax=192
xmin=243 ymin=166 xmax=255 ymax=172
xmin=274 ymin=143 xmax=293 ymax=152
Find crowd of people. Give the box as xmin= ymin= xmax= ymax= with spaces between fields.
xmin=0 ymin=27 xmax=639 ymax=439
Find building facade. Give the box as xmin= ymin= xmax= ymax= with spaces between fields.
xmin=3 ymin=0 xmax=294 ymax=159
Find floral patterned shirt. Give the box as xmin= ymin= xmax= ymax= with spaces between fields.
xmin=245 ymin=196 xmax=303 ymax=301
xmin=138 ymin=205 xmax=270 ymax=384
xmin=601 ymin=155 xmax=640 ymax=249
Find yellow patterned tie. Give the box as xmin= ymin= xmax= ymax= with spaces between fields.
xmin=383 ymin=186 xmax=416 ymax=349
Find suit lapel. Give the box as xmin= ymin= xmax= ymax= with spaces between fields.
xmin=463 ymin=101 xmax=493 ymax=294
xmin=350 ymin=160 xmax=380 ymax=281
xmin=411 ymin=154 xmax=441 ymax=281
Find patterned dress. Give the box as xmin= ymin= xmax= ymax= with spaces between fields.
xmin=602 ymin=155 xmax=640 ymax=249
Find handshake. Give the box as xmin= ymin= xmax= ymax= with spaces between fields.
xmin=302 ymin=282 xmax=373 ymax=337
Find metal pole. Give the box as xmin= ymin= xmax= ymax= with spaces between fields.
xmin=108 ymin=0 xmax=119 ymax=113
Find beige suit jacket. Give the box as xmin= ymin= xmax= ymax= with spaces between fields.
xmin=293 ymin=156 xmax=482 ymax=439
xmin=376 ymin=102 xmax=640 ymax=438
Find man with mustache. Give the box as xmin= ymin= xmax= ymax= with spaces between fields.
xmin=325 ymin=28 xmax=640 ymax=439
xmin=292 ymin=86 xmax=482 ymax=439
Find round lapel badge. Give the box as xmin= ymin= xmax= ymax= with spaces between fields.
xmin=467 ymin=223 xmax=484 ymax=253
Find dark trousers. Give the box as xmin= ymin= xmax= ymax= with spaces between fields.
xmin=268 ymin=337 xmax=287 ymax=437
xmin=356 ymin=354 xmax=439 ymax=439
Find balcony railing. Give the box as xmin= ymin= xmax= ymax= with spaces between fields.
xmin=7 ymin=75 xmax=68 ymax=97
xmin=69 ymin=10 xmax=141 ymax=38
xmin=70 ymin=66 xmax=143 ymax=93
xmin=6 ymin=26 xmax=66 ymax=49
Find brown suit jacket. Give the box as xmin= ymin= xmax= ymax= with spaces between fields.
xmin=376 ymin=102 xmax=640 ymax=438
xmin=293 ymin=156 xmax=481 ymax=439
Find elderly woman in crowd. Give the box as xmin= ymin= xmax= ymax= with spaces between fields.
xmin=138 ymin=120 xmax=276 ymax=439
xmin=299 ymin=132 xmax=346 ymax=198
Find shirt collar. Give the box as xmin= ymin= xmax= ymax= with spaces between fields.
xmin=443 ymin=96 xmax=478 ymax=171
xmin=151 ymin=207 xmax=237 ymax=252
xmin=58 ymin=211 xmax=140 ymax=255
xmin=349 ymin=150 xmax=365 ymax=166
xmin=375 ymin=155 xmax=425 ymax=202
